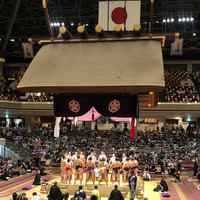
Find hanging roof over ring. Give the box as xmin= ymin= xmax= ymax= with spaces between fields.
xmin=17 ymin=38 xmax=165 ymax=94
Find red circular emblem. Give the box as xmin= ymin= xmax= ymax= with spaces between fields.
xmin=111 ymin=7 xmax=128 ymax=24
xmin=69 ymin=100 xmax=80 ymax=113
xmin=108 ymin=99 xmax=120 ymax=113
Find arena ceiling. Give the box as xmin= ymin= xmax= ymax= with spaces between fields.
xmin=0 ymin=0 xmax=200 ymax=62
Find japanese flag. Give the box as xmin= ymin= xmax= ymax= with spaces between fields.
xmin=99 ymin=1 xmax=141 ymax=31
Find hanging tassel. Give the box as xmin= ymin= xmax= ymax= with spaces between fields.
xmin=130 ymin=117 xmax=138 ymax=138
xmin=92 ymin=107 xmax=95 ymax=121
xmin=54 ymin=117 xmax=61 ymax=137
xmin=130 ymin=117 xmax=135 ymax=138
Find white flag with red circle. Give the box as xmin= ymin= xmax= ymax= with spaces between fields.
xmin=98 ymin=1 xmax=141 ymax=31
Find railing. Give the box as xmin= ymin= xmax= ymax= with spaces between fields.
xmin=5 ymin=139 xmax=32 ymax=158
xmin=0 ymin=136 xmax=32 ymax=161
xmin=0 ymin=144 xmax=21 ymax=162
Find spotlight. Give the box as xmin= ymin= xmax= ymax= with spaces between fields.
xmin=182 ymin=18 xmax=185 ymax=22
xmin=59 ymin=26 xmax=72 ymax=40
xmin=178 ymin=18 xmax=182 ymax=22
xmin=50 ymin=23 xmax=54 ymax=27
xmin=186 ymin=18 xmax=189 ymax=22
xmin=0 ymin=58 xmax=5 ymax=63
xmin=61 ymin=22 xmax=64 ymax=26
xmin=86 ymin=23 xmax=89 ymax=26
xmin=95 ymin=25 xmax=105 ymax=39
xmin=171 ymin=18 xmax=174 ymax=22
xmin=57 ymin=23 xmax=60 ymax=26
xmin=77 ymin=26 xmax=88 ymax=39
xmin=190 ymin=17 xmax=194 ymax=21
xmin=193 ymin=33 xmax=196 ymax=36
xmin=71 ymin=22 xmax=74 ymax=26
xmin=163 ymin=19 xmax=166 ymax=23
xmin=114 ymin=24 xmax=122 ymax=38
xmin=53 ymin=23 xmax=57 ymax=26
xmin=133 ymin=24 xmax=141 ymax=37
xmin=167 ymin=19 xmax=170 ymax=23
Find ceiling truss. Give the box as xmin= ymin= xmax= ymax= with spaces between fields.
xmin=0 ymin=0 xmax=200 ymax=62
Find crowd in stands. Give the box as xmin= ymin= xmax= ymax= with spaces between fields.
xmin=159 ymin=69 xmax=200 ymax=103
xmin=1 ymin=68 xmax=200 ymax=103
xmin=0 ymin=156 xmax=34 ymax=181
xmin=27 ymin=95 xmax=50 ymax=102
xmin=1 ymin=125 xmax=200 ymax=176
xmin=0 ymin=75 xmax=20 ymax=101
xmin=0 ymin=124 xmax=199 ymax=200
xmin=0 ymin=74 xmax=52 ymax=102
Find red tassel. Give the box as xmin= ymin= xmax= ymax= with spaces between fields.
xmin=92 ymin=107 xmax=94 ymax=121
xmin=130 ymin=117 xmax=135 ymax=138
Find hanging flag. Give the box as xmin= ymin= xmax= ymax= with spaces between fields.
xmin=130 ymin=117 xmax=138 ymax=138
xmin=22 ymin=43 xmax=34 ymax=58
xmin=170 ymin=38 xmax=183 ymax=56
xmin=98 ymin=1 xmax=141 ymax=31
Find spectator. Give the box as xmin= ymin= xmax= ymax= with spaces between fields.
xmin=194 ymin=161 xmax=198 ymax=176
xmin=171 ymin=171 xmax=181 ymax=182
xmin=91 ymin=185 xmax=100 ymax=200
xmin=197 ymin=173 xmax=200 ymax=182
xmin=128 ymin=170 xmax=137 ymax=199
xmin=108 ymin=185 xmax=124 ymax=200
xmin=74 ymin=185 xmax=86 ymax=200
xmin=39 ymin=165 xmax=47 ymax=176
xmin=31 ymin=192 xmax=42 ymax=200
xmin=12 ymin=192 xmax=19 ymax=200
xmin=19 ymin=193 xmax=28 ymax=200
xmin=64 ymin=192 xmax=69 ymax=200
xmin=143 ymin=171 xmax=151 ymax=181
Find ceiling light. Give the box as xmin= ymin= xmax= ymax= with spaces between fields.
xmin=57 ymin=23 xmax=60 ymax=26
xmin=186 ymin=18 xmax=189 ymax=21
xmin=178 ymin=18 xmax=182 ymax=22
xmin=167 ymin=19 xmax=170 ymax=23
xmin=171 ymin=18 xmax=174 ymax=22
xmin=53 ymin=23 xmax=57 ymax=26
xmin=61 ymin=22 xmax=64 ymax=26
xmin=190 ymin=17 xmax=194 ymax=21
xmin=163 ymin=19 xmax=166 ymax=23
xmin=193 ymin=33 xmax=196 ymax=36
xmin=182 ymin=18 xmax=185 ymax=22
xmin=71 ymin=22 xmax=74 ymax=26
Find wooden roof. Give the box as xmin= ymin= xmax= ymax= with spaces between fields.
xmin=18 ymin=38 xmax=165 ymax=93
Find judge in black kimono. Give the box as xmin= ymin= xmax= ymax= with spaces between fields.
xmin=32 ymin=170 xmax=41 ymax=185
xmin=48 ymin=181 xmax=64 ymax=200
xmin=160 ymin=178 xmax=169 ymax=192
